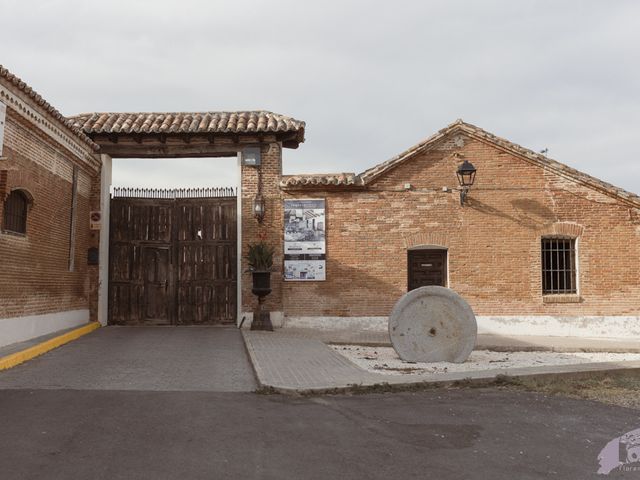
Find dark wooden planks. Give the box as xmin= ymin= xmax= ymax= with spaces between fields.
xmin=108 ymin=194 xmax=237 ymax=325
xmin=407 ymin=249 xmax=447 ymax=290
xmin=175 ymin=199 xmax=237 ymax=325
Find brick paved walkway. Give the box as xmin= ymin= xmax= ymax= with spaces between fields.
xmin=1 ymin=327 xmax=257 ymax=392
xmin=242 ymin=331 xmax=384 ymax=390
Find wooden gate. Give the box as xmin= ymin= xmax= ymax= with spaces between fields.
xmin=109 ymin=188 xmax=237 ymax=326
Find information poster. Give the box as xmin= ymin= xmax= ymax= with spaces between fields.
xmin=284 ymin=199 xmax=326 ymax=281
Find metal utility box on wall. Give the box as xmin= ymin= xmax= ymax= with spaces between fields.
xmin=241 ymin=146 xmax=261 ymax=166
xmin=87 ymin=247 xmax=99 ymax=265
xmin=0 ymin=101 xmax=6 ymax=156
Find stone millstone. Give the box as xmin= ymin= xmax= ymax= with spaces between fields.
xmin=389 ymin=286 xmax=477 ymax=363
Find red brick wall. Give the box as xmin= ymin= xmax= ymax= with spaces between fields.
xmin=4 ymin=98 xmax=636 ymax=325
xmin=281 ymin=133 xmax=640 ymax=317
xmin=0 ymin=110 xmax=98 ymax=319
xmin=241 ymin=142 xmax=285 ymax=313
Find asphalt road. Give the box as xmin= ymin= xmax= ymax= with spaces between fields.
xmin=0 ymin=388 xmax=638 ymax=479
xmin=1 ymin=327 xmax=638 ymax=479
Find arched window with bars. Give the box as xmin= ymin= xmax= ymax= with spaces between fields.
xmin=3 ymin=189 xmax=30 ymax=234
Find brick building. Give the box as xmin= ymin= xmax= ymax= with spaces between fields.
xmin=0 ymin=66 xmax=100 ymax=347
xmin=279 ymin=122 xmax=640 ymax=338
xmin=1 ymin=64 xmax=639 ymax=348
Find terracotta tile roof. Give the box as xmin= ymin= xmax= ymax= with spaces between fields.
xmin=280 ymin=172 xmax=361 ymax=188
xmin=0 ymin=65 xmax=98 ymax=151
xmin=70 ymin=111 xmax=306 ymax=139
xmin=282 ymin=119 xmax=640 ymax=208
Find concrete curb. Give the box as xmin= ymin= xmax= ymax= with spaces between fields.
xmin=258 ymin=364 xmax=640 ymax=396
xmin=0 ymin=322 xmax=100 ymax=371
xmin=240 ymin=329 xmax=264 ymax=389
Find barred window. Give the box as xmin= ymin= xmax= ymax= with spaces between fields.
xmin=3 ymin=190 xmax=28 ymax=234
xmin=541 ymin=238 xmax=577 ymax=294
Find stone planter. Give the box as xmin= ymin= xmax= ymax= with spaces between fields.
xmin=250 ymin=270 xmax=273 ymax=331
xmin=251 ymin=270 xmax=272 ymax=297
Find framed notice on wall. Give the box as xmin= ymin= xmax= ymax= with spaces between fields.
xmin=89 ymin=211 xmax=102 ymax=230
xmin=284 ymin=199 xmax=326 ymax=281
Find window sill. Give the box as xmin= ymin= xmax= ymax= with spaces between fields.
xmin=542 ymin=294 xmax=582 ymax=304
xmin=0 ymin=229 xmax=27 ymax=238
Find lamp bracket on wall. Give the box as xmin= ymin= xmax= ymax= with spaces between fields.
xmin=459 ymin=187 xmax=469 ymax=206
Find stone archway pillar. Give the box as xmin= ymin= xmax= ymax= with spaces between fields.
xmin=97 ymin=153 xmax=112 ymax=326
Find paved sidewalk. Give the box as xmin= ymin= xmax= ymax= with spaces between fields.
xmin=280 ymin=327 xmax=640 ymax=352
xmin=243 ymin=329 xmax=640 ymax=394
xmin=243 ymin=331 xmax=384 ymax=390
xmin=1 ymin=327 xmax=256 ymax=392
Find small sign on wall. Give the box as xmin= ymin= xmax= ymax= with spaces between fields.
xmin=0 ymin=101 xmax=6 ymax=156
xmin=89 ymin=211 xmax=102 ymax=230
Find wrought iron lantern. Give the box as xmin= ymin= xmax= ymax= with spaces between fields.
xmin=456 ymin=160 xmax=477 ymax=205
xmin=253 ymin=193 xmax=265 ymax=223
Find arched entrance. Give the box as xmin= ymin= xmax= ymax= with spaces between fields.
xmin=69 ymin=111 xmax=306 ymax=326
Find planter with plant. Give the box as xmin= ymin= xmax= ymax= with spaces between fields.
xmin=246 ymin=242 xmax=275 ymax=331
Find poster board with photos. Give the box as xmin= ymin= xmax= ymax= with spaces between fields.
xmin=284 ymin=199 xmax=326 ymax=281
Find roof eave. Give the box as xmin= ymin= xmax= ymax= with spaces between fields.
xmin=0 ymin=66 xmax=100 ymax=152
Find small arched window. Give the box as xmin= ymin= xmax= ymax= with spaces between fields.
xmin=3 ymin=190 xmax=29 ymax=234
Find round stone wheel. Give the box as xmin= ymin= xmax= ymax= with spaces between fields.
xmin=388 ymin=286 xmax=477 ymax=363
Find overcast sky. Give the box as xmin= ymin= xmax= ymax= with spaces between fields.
xmin=2 ymin=0 xmax=639 ymax=193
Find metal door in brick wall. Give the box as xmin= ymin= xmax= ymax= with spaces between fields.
xmin=407 ymin=249 xmax=447 ymax=290
xmin=109 ymin=188 xmax=237 ymax=326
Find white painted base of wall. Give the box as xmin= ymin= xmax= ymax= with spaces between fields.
xmin=477 ymin=316 xmax=640 ymax=339
xmin=285 ymin=316 xmax=387 ymax=332
xmin=284 ymin=315 xmax=640 ymax=340
xmin=0 ymin=309 xmax=90 ymax=348
xmin=240 ymin=311 xmax=284 ymax=329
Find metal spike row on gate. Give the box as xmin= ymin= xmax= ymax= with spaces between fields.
xmin=111 ymin=187 xmax=237 ymax=199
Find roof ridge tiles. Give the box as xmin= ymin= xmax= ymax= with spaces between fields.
xmin=69 ymin=111 xmax=306 ymax=137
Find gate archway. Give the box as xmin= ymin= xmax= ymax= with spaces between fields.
xmin=69 ymin=110 xmax=306 ymax=326
xmin=109 ymin=187 xmax=237 ymax=325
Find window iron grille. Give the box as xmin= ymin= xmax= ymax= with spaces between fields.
xmin=3 ymin=190 xmax=28 ymax=234
xmin=541 ymin=238 xmax=576 ymax=294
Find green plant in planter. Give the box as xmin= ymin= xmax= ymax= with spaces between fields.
xmin=246 ymin=242 xmax=275 ymax=272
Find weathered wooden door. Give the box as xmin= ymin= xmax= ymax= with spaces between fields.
xmin=109 ymin=188 xmax=237 ymax=326
xmin=109 ymin=198 xmax=173 ymax=325
xmin=175 ymin=198 xmax=237 ymax=325
xmin=141 ymin=246 xmax=172 ymax=324
xmin=408 ymin=249 xmax=447 ymax=290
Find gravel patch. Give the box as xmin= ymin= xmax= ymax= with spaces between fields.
xmin=330 ymin=345 xmax=640 ymax=376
